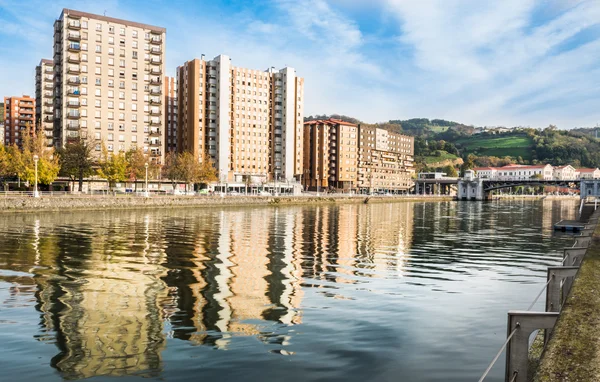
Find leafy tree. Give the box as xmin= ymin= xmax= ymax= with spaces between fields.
xmin=198 ymin=154 xmax=218 ymax=184
xmin=460 ymin=154 xmax=475 ymax=175
xmin=163 ymin=152 xmax=181 ymax=190
xmin=0 ymin=144 xmax=14 ymax=188
xmin=57 ymin=138 xmax=94 ymax=192
xmin=125 ymin=147 xmax=147 ymax=191
xmin=177 ymin=152 xmax=200 ymax=192
xmin=12 ymin=126 xmax=60 ymax=186
xmin=442 ymin=165 xmax=458 ymax=177
xmin=97 ymin=144 xmax=127 ymax=191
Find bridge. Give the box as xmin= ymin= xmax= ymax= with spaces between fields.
xmin=457 ymin=170 xmax=600 ymax=200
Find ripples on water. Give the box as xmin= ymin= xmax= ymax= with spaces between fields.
xmin=0 ymin=199 xmax=578 ymax=381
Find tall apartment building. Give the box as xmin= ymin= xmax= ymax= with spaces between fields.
xmin=0 ymin=102 xmax=4 ymax=144
xmin=357 ymin=125 xmax=414 ymax=192
xmin=35 ymin=59 xmax=55 ymax=147
xmin=303 ymin=119 xmax=415 ymax=192
xmin=53 ymin=9 xmax=166 ymax=163
xmin=303 ymin=119 xmax=359 ymax=190
xmin=3 ymin=96 xmax=35 ymax=146
xmin=163 ymin=76 xmax=177 ymax=153
xmin=176 ymin=55 xmax=304 ymax=183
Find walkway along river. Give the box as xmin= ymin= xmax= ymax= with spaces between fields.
xmin=0 ymin=199 xmax=579 ymax=381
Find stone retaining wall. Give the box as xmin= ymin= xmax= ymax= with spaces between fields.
xmin=0 ymin=195 xmax=454 ymax=213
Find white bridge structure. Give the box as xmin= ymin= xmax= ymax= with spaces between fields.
xmin=457 ymin=170 xmax=597 ymax=200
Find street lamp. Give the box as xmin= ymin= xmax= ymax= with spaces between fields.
xmin=33 ymin=154 xmax=40 ymax=198
xmin=144 ymin=162 xmax=149 ymax=197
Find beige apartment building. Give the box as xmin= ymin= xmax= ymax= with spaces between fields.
xmin=3 ymin=95 xmax=35 ymax=146
xmin=35 ymin=59 xmax=55 ymax=147
xmin=303 ymin=119 xmax=359 ymax=190
xmin=53 ymin=9 xmax=166 ymax=163
xmin=163 ymin=76 xmax=177 ymax=153
xmin=303 ymin=119 xmax=415 ymax=192
xmin=176 ymin=55 xmax=304 ymax=183
xmin=357 ymin=125 xmax=414 ymax=192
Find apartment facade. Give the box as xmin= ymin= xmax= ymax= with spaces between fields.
xmin=553 ymin=165 xmax=578 ymax=180
xmin=35 ymin=59 xmax=55 ymax=147
xmin=176 ymin=55 xmax=304 ymax=183
xmin=474 ymin=164 xmax=555 ymax=180
xmin=53 ymin=9 xmax=166 ymax=163
xmin=577 ymin=168 xmax=600 ymax=179
xmin=303 ymin=119 xmax=360 ymax=191
xmin=357 ymin=125 xmax=414 ymax=192
xmin=3 ymin=96 xmax=35 ymax=146
xmin=163 ymin=76 xmax=177 ymax=153
xmin=0 ymin=102 xmax=4 ymax=143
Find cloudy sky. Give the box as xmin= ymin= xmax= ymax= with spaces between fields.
xmin=1 ymin=0 xmax=599 ymax=128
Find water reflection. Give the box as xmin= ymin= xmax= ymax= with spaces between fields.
xmin=0 ymin=200 xmax=577 ymax=381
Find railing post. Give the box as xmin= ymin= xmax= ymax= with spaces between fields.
xmin=505 ymin=311 xmax=559 ymax=382
xmin=545 ymin=267 xmax=578 ymax=313
xmin=563 ymin=247 xmax=586 ymax=267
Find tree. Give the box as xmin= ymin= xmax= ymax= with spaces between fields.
xmin=198 ymin=153 xmax=218 ymax=184
xmin=177 ymin=152 xmax=200 ymax=192
xmin=97 ymin=144 xmax=127 ymax=191
xmin=125 ymin=147 xmax=147 ymax=191
xmin=442 ymin=165 xmax=458 ymax=177
xmin=163 ymin=152 xmax=181 ymax=190
xmin=12 ymin=126 xmax=60 ymax=187
xmin=460 ymin=154 xmax=475 ymax=175
xmin=57 ymin=138 xmax=94 ymax=192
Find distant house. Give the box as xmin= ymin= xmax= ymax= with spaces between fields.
xmin=578 ymin=168 xmax=600 ymax=179
xmin=553 ymin=165 xmax=578 ymax=180
xmin=473 ymin=167 xmax=496 ymax=179
xmin=474 ymin=164 xmax=553 ymax=180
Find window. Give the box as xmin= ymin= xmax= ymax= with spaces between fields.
xmin=119 ymin=59 xmax=125 ymax=67
xmin=95 ymin=67 xmax=101 ymax=75
xmin=108 ymin=47 xmax=114 ymax=55
xmin=132 ymin=125 xmax=137 ymax=132
xmin=107 ymin=144 xmax=113 ymax=152
xmin=131 ymin=103 xmax=137 ymax=111
xmin=95 ymin=56 xmax=101 ymax=64
xmin=132 ymin=62 xmax=138 ymax=70
xmin=95 ymin=143 xmax=100 ymax=151
xmin=119 ymin=113 xmax=125 ymax=120
xmin=132 ymin=30 xmax=138 ymax=38
xmin=81 ymin=53 xmax=88 ymax=61
xmin=132 ymin=73 xmax=137 ymax=80
xmin=95 ymin=110 xmax=101 ymax=118
xmin=108 ymin=112 xmax=114 ymax=119
xmin=132 ymin=93 xmax=137 ymax=101
xmin=81 ymin=65 xmax=88 ymax=72
xmin=119 ymin=102 xmax=125 ymax=110
xmin=108 ymin=122 xmax=114 ymax=130
xmin=81 ymin=43 xmax=88 ymax=51
xmin=108 ymin=58 xmax=114 ymax=66
xmin=119 ymin=134 xmax=125 ymax=142
xmin=132 ymin=41 xmax=138 ymax=49
xmin=119 ymin=81 xmax=125 ymax=89
xmin=119 ymin=92 xmax=125 ymax=99
xmin=132 ymin=135 xmax=137 ymax=142
xmin=132 ymin=114 xmax=137 ymax=121
xmin=109 ymin=26 xmax=114 ymax=34
xmin=108 ymin=133 xmax=114 ymax=141
xmin=82 ymin=21 xmax=88 ymax=29
xmin=95 ymin=132 xmax=101 ymax=140
xmin=109 ymin=36 xmax=114 ymax=44
xmin=95 ymin=100 xmax=101 ymax=107
xmin=108 ymin=80 xmax=114 ymax=88
xmin=108 ymin=68 xmax=114 ymax=77
xmin=132 ymin=51 xmax=138 ymax=59
xmin=108 ymin=101 xmax=114 ymax=109
xmin=120 ymin=28 xmax=125 ymax=36
xmin=95 ymin=88 xmax=101 ymax=96
xmin=120 ymin=49 xmax=125 ymax=57
xmin=81 ymin=98 xmax=88 ymax=106
xmin=95 ymin=45 xmax=101 ymax=53
xmin=96 ymin=23 xmax=102 ymax=31
xmin=108 ymin=90 xmax=114 ymax=98
xmin=96 ymin=34 xmax=102 ymax=42
xmin=132 ymin=83 xmax=137 ymax=90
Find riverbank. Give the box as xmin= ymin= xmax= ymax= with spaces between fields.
xmin=0 ymin=194 xmax=455 ymax=213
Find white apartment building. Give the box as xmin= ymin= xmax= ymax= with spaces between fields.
xmin=35 ymin=59 xmax=55 ymax=147
xmin=553 ymin=165 xmax=578 ymax=180
xmin=177 ymin=55 xmax=304 ymax=183
xmin=578 ymin=168 xmax=600 ymax=179
xmin=53 ymin=9 xmax=166 ymax=163
xmin=474 ymin=164 xmax=554 ymax=180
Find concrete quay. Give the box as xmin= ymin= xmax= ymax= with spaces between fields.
xmin=0 ymin=194 xmax=454 ymax=213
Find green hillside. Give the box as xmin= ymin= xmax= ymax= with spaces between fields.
xmin=455 ymin=134 xmax=533 ymax=160
xmin=423 ymin=150 xmax=461 ymax=164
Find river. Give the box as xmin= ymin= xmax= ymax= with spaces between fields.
xmin=0 ymin=199 xmax=579 ymax=381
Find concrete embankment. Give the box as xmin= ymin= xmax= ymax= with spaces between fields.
xmin=0 ymin=195 xmax=454 ymax=213
xmin=534 ymin=209 xmax=600 ymax=381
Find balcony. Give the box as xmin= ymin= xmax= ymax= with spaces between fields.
xmin=149 ymin=37 xmax=162 ymax=45
xmin=149 ymin=140 xmax=162 ymax=146
xmin=44 ymin=75 xmax=53 ymax=82
xmin=150 ymin=68 xmax=162 ymax=75
xmin=149 ymin=78 xmax=161 ymax=85
xmin=67 ymin=88 xmax=81 ymax=96
xmin=150 ymin=47 xmax=161 ymax=55
xmin=67 ymin=66 xmax=80 ymax=74
xmin=67 ymin=21 xmax=81 ymax=30
xmin=149 ymin=58 xmax=162 ymax=64
xmin=67 ymin=32 xmax=81 ymax=41
xmin=149 ymin=120 xmax=161 ymax=126
xmin=44 ymin=100 xmax=53 ymax=106
xmin=44 ymin=67 xmax=53 ymax=73
xmin=43 ymin=107 xmax=53 ymax=114
xmin=150 ymin=88 xmax=161 ymax=95
xmin=44 ymin=116 xmax=54 ymax=122
xmin=66 ymin=111 xmax=80 ymax=119
xmin=67 ymin=44 xmax=81 ymax=52
xmin=44 ymin=83 xmax=53 ymax=90
xmin=149 ymin=109 xmax=162 ymax=116
xmin=149 ymin=128 xmax=161 ymax=136
xmin=66 ymin=123 xmax=80 ymax=130
xmin=67 ymin=77 xmax=80 ymax=85
xmin=67 ymin=101 xmax=80 ymax=108
xmin=68 ymin=55 xmax=80 ymax=63
xmin=149 ymin=98 xmax=162 ymax=105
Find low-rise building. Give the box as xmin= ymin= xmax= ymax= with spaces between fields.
xmin=553 ymin=165 xmax=578 ymax=180
xmin=578 ymin=168 xmax=600 ymax=179
xmin=3 ymin=95 xmax=36 ymax=146
xmin=474 ymin=164 xmax=554 ymax=180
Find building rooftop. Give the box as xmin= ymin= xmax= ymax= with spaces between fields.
xmin=61 ymin=8 xmax=166 ymax=33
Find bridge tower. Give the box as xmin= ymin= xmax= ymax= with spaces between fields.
xmin=457 ymin=170 xmax=486 ymax=200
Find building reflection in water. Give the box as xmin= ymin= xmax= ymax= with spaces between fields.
xmin=21 ymin=203 xmax=415 ymax=378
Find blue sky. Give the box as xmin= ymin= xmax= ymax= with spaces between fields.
xmin=1 ymin=0 xmax=600 ymax=128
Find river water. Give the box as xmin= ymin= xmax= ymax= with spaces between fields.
xmin=0 ymin=199 xmax=578 ymax=381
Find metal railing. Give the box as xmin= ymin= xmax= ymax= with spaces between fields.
xmin=478 ymin=207 xmax=600 ymax=382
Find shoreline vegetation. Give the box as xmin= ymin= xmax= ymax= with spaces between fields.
xmin=0 ymin=194 xmax=456 ymax=213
